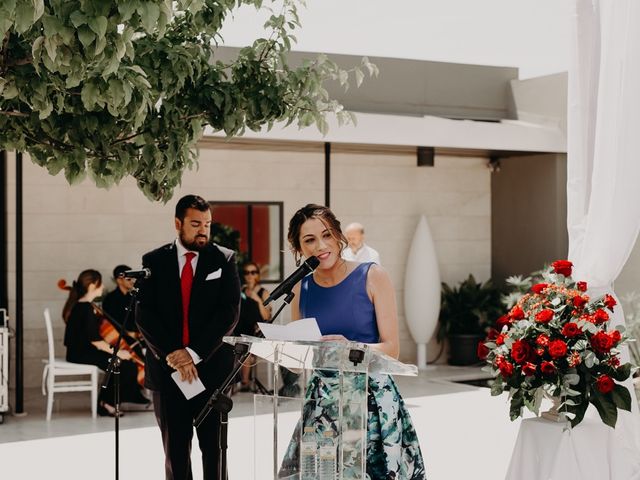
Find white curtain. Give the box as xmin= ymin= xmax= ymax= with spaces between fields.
xmin=567 ymin=0 xmax=640 ymax=476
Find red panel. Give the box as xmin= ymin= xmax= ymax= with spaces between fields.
xmin=252 ymin=205 xmax=270 ymax=267
xmin=211 ymin=205 xmax=248 ymax=252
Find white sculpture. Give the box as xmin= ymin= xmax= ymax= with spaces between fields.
xmin=404 ymin=215 xmax=441 ymax=369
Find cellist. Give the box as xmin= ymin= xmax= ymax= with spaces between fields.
xmin=61 ymin=269 xmax=151 ymax=416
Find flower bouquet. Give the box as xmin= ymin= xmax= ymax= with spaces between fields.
xmin=480 ymin=260 xmax=634 ymax=428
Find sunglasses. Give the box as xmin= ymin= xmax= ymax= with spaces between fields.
xmin=243 ymin=270 xmax=259 ymax=275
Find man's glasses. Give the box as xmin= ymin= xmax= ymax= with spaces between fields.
xmin=243 ymin=270 xmax=259 ymax=275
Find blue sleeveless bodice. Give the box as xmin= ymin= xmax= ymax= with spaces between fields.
xmin=299 ymin=262 xmax=379 ymax=343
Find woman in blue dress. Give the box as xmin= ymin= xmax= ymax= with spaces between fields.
xmin=282 ymin=204 xmax=426 ymax=479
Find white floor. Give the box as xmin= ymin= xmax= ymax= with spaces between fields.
xmin=0 ymin=387 xmax=523 ymax=480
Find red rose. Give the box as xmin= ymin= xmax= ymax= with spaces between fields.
xmin=551 ymin=260 xmax=573 ymax=277
xmin=572 ymin=295 xmax=587 ymax=308
xmin=536 ymin=347 xmax=545 ymax=356
xmin=486 ymin=328 xmax=499 ymax=340
xmin=591 ymin=331 xmax=614 ymax=354
xmin=609 ymin=330 xmax=622 ymax=345
xmin=536 ymin=334 xmax=550 ymax=347
xmin=535 ymin=309 xmax=554 ymax=323
xmin=477 ymin=341 xmax=489 ymax=361
xmin=510 ymin=306 xmax=525 ymax=320
xmin=531 ymin=283 xmax=548 ymax=294
xmin=498 ymin=360 xmax=514 ymax=378
xmin=496 ymin=333 xmax=506 ymax=346
xmin=593 ymin=309 xmax=609 ymax=324
xmin=603 ymin=294 xmax=617 ymax=311
xmin=540 ymin=361 xmax=556 ymax=375
xmin=522 ymin=362 xmax=537 ymax=376
xmin=496 ymin=315 xmax=511 ymax=331
xmin=548 ymin=339 xmax=568 ymax=359
xmin=595 ymin=374 xmax=615 ymax=394
xmin=511 ymin=339 xmax=532 ymax=364
xmin=562 ymin=322 xmax=582 ymax=338
xmin=576 ymin=281 xmax=588 ymax=292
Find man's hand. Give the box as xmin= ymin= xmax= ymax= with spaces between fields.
xmin=166 ymin=349 xmax=198 ymax=382
xmin=176 ymin=362 xmax=198 ymax=383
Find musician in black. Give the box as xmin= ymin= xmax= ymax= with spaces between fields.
xmin=63 ymin=269 xmax=150 ymax=416
xmin=103 ymin=264 xmax=145 ymax=357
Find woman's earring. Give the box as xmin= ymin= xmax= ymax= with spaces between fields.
xmin=294 ymin=252 xmax=301 ymax=267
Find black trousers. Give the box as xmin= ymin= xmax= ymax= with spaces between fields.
xmin=66 ymin=348 xmax=145 ymax=404
xmin=152 ymin=385 xmax=222 ymax=480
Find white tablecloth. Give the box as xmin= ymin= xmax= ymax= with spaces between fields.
xmin=505 ymin=417 xmax=640 ymax=480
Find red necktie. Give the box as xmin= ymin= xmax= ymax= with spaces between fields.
xmin=181 ymin=252 xmax=196 ymax=347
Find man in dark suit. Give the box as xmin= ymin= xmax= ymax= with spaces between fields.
xmin=136 ymin=194 xmax=240 ymax=480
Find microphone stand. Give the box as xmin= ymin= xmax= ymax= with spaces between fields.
xmin=100 ymin=286 xmax=140 ymax=480
xmin=193 ymin=290 xmax=295 ymax=480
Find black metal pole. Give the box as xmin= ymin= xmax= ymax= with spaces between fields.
xmin=0 ymin=151 xmax=7 ymax=311
xmin=15 ymin=151 xmax=24 ymax=414
xmin=324 ymin=142 xmax=331 ymax=208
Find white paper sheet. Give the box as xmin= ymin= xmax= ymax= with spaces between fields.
xmin=257 ymin=317 xmax=322 ymax=341
xmin=170 ymin=371 xmax=206 ymax=400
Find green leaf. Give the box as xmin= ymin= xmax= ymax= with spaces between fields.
xmin=611 ymin=384 xmax=632 ymax=412
xmin=613 ymin=363 xmax=631 ymax=381
xmin=33 ymin=0 xmax=44 ymax=21
xmin=41 ymin=15 xmax=62 ymax=37
xmin=14 ymin=0 xmax=36 ymax=34
xmin=138 ymin=2 xmax=160 ymax=34
xmin=509 ymin=392 xmax=524 ymax=421
xmin=31 ymin=35 xmax=45 ymax=62
xmin=43 ymin=36 xmax=59 ymax=62
xmin=354 ymin=68 xmax=364 ymax=88
xmin=568 ymin=398 xmax=589 ymax=428
xmin=81 ymin=82 xmax=101 ymax=110
xmin=77 ymin=25 xmax=96 ymax=49
xmin=94 ymin=35 xmax=107 ymax=56
xmin=69 ymin=10 xmax=87 ymax=28
xmin=88 ymin=16 xmax=108 ymax=39
xmin=591 ymin=392 xmax=618 ymax=428
xmin=37 ymin=99 xmax=53 ymax=119
xmin=118 ymin=1 xmax=138 ymax=21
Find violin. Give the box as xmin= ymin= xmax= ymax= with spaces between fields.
xmin=57 ymin=279 xmax=146 ymax=387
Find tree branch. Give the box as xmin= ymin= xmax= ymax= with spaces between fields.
xmin=0 ymin=110 xmax=30 ymax=117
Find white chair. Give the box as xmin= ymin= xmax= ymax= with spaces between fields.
xmin=42 ymin=308 xmax=99 ymax=420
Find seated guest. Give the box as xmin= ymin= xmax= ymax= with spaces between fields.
xmin=62 ymin=269 xmax=150 ymax=416
xmin=234 ymin=261 xmax=271 ymax=391
xmin=342 ymin=222 xmax=381 ymax=265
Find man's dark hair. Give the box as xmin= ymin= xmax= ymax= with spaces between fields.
xmin=113 ymin=264 xmax=131 ymax=279
xmin=175 ymin=194 xmax=210 ymax=221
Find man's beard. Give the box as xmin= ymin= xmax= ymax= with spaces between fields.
xmin=180 ymin=233 xmax=209 ymax=251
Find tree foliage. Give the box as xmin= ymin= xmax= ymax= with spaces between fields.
xmin=0 ymin=0 xmax=377 ymax=201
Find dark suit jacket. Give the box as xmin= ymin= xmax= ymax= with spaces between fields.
xmin=136 ymin=242 xmax=241 ymax=392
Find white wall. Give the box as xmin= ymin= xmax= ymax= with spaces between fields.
xmin=5 ymin=142 xmax=491 ymax=390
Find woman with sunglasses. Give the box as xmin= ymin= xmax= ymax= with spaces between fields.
xmin=236 ymin=260 xmax=272 ymax=391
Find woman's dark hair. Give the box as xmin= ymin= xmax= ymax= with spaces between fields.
xmin=62 ymin=269 xmax=102 ymax=323
xmin=287 ymin=204 xmax=348 ymax=265
xmin=175 ymin=194 xmax=209 ymax=221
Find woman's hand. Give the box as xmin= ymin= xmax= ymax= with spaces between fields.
xmin=321 ymin=334 xmax=348 ymax=342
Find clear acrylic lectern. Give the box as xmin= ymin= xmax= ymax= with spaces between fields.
xmin=223 ymin=336 xmax=418 ymax=480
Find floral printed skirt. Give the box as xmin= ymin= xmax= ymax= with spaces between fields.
xmin=280 ymin=371 xmax=427 ymax=480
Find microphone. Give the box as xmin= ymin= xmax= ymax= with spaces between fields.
xmin=119 ymin=268 xmax=151 ymax=279
xmin=263 ymin=256 xmax=320 ymax=306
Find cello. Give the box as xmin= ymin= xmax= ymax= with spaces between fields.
xmin=57 ymin=279 xmax=146 ymax=387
